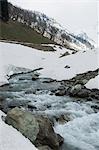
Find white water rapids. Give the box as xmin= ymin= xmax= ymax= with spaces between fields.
xmin=13 ymin=92 xmax=99 ymax=150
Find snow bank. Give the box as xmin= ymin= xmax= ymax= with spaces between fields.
xmin=85 ymin=75 xmax=99 ymax=89
xmin=55 ymin=113 xmax=99 ymax=150
xmin=0 ymin=42 xmax=98 ymax=84
xmin=0 ymin=110 xmax=38 ymax=150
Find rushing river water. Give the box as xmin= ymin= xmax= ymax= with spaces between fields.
xmin=0 ymin=71 xmax=99 ymax=150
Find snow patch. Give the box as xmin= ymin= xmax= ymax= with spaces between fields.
xmin=85 ymin=75 xmax=99 ymax=89
xmin=0 ymin=42 xmax=98 ymax=85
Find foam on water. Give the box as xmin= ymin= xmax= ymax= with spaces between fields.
xmin=55 ymin=113 xmax=99 ymax=150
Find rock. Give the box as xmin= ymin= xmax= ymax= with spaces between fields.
xmin=8 ymin=100 xmax=30 ymax=108
xmin=25 ymin=89 xmax=36 ymax=94
xmin=82 ymin=79 xmax=88 ymax=85
xmin=27 ymin=103 xmax=37 ymax=111
xmin=75 ymin=79 xmax=88 ymax=85
xmin=5 ymin=107 xmax=39 ymax=142
xmin=91 ymin=105 xmax=99 ymax=110
xmin=0 ymin=97 xmax=5 ymax=108
xmin=38 ymin=145 xmax=52 ymax=150
xmin=32 ymin=74 xmax=39 ymax=80
xmin=59 ymin=46 xmax=62 ymax=49
xmin=57 ymin=134 xmax=64 ymax=146
xmin=60 ymin=52 xmax=70 ymax=58
xmin=77 ymin=89 xmax=89 ymax=98
xmin=0 ymin=99 xmax=30 ymax=113
xmin=87 ymin=97 xmax=93 ymax=101
xmin=94 ymin=95 xmax=99 ymax=100
xmin=72 ymin=51 xmax=76 ymax=54
xmin=42 ymin=78 xmax=55 ymax=83
xmin=55 ymin=90 xmax=66 ymax=96
xmin=58 ymin=86 xmax=65 ymax=90
xmin=5 ymin=107 xmax=63 ymax=150
xmin=64 ymin=65 xmax=70 ymax=69
xmin=56 ymin=114 xmax=71 ymax=124
xmin=90 ymin=93 xmax=99 ymax=100
xmin=70 ymin=84 xmax=82 ymax=96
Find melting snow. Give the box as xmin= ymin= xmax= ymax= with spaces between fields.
xmin=0 ymin=42 xmax=98 ymax=85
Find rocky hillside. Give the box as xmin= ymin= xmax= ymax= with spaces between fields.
xmin=7 ymin=2 xmax=94 ymax=51
xmin=0 ymin=20 xmax=55 ymax=46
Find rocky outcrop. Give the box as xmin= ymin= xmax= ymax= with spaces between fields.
xmin=38 ymin=145 xmax=52 ymax=150
xmin=5 ymin=107 xmax=64 ymax=150
xmin=70 ymin=84 xmax=82 ymax=96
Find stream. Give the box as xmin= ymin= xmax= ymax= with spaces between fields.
xmin=0 ymin=70 xmax=99 ymax=150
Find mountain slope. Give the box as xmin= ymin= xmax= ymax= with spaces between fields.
xmin=0 ymin=20 xmax=55 ymax=45
xmin=7 ymin=2 xmax=95 ymax=51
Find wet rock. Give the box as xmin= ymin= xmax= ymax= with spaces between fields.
xmin=42 ymin=78 xmax=55 ymax=83
xmin=75 ymin=79 xmax=88 ymax=85
xmin=32 ymin=74 xmax=39 ymax=80
xmin=38 ymin=145 xmax=52 ymax=150
xmin=27 ymin=103 xmax=37 ymax=111
xmin=25 ymin=89 xmax=36 ymax=94
xmin=8 ymin=100 xmax=30 ymax=108
xmin=94 ymin=95 xmax=99 ymax=100
xmin=58 ymin=86 xmax=66 ymax=91
xmin=90 ymin=93 xmax=99 ymax=100
xmin=87 ymin=97 xmax=93 ymax=101
xmin=77 ymin=89 xmax=89 ymax=98
xmin=70 ymin=84 xmax=82 ymax=96
xmin=0 ymin=99 xmax=30 ymax=113
xmin=91 ymin=105 xmax=99 ymax=110
xmin=56 ymin=114 xmax=71 ymax=124
xmin=0 ymin=97 xmax=5 ymax=108
xmin=55 ymin=90 xmax=66 ymax=96
xmin=57 ymin=134 xmax=64 ymax=146
xmin=5 ymin=107 xmax=63 ymax=150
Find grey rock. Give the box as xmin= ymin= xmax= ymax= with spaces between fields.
xmin=38 ymin=145 xmax=52 ymax=150
xmin=55 ymin=90 xmax=66 ymax=96
xmin=5 ymin=107 xmax=63 ymax=150
xmin=77 ymin=89 xmax=89 ymax=98
xmin=70 ymin=84 xmax=82 ymax=96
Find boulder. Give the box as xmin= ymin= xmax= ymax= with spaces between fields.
xmin=38 ymin=145 xmax=52 ymax=150
xmin=55 ymin=90 xmax=66 ymax=96
xmin=77 ymin=89 xmax=89 ymax=98
xmin=5 ymin=107 xmax=64 ymax=150
xmin=70 ymin=84 xmax=82 ymax=96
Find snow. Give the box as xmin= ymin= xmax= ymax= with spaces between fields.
xmin=0 ymin=110 xmax=38 ymax=150
xmin=54 ymin=113 xmax=99 ymax=150
xmin=85 ymin=75 xmax=99 ymax=89
xmin=0 ymin=42 xmax=98 ymax=85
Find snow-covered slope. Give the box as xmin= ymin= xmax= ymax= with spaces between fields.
xmin=9 ymin=3 xmax=95 ymax=51
xmin=85 ymin=75 xmax=99 ymax=89
xmin=0 ymin=110 xmax=38 ymax=150
xmin=0 ymin=42 xmax=98 ymax=85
